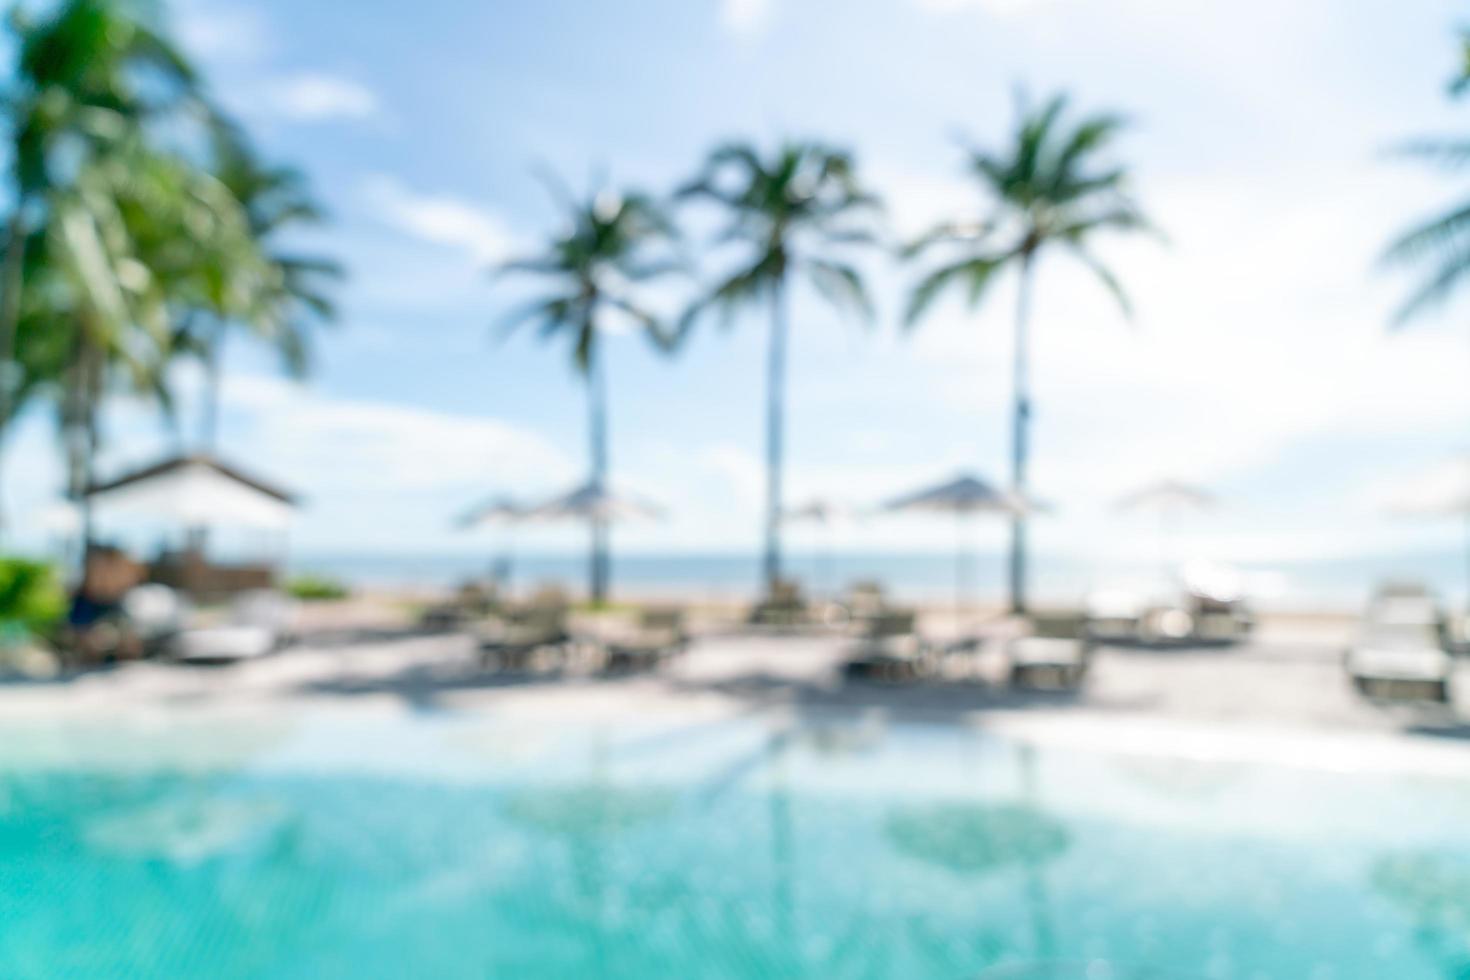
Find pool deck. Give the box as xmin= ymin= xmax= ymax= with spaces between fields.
xmin=6 ymin=606 xmax=1470 ymax=777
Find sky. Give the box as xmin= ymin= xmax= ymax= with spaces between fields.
xmin=8 ymin=0 xmax=1470 ymax=589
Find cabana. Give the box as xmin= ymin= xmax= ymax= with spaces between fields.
xmin=85 ymin=454 xmax=298 ymax=601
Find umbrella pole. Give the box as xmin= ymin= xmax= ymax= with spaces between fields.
xmin=954 ymin=510 xmax=966 ymax=645
xmin=1463 ymin=510 xmax=1470 ymax=615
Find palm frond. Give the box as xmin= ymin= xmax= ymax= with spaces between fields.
xmin=1395 ymin=138 xmax=1470 ymax=170
xmin=1069 ymin=246 xmax=1133 ymax=319
xmin=901 ymin=219 xmax=992 ymax=260
xmin=806 ymin=258 xmax=874 ymax=323
xmin=1382 ymin=200 xmax=1470 ymax=268
xmin=498 ymin=295 xmax=576 ymax=340
xmin=1390 ymin=242 xmax=1470 ymax=327
xmin=903 ymin=256 xmax=1003 ymax=328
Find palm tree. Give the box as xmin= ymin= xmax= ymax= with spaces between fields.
xmin=903 ymin=93 xmax=1155 ymax=614
xmin=177 ymin=120 xmax=341 ymax=450
xmin=676 ymin=142 xmax=879 ymax=596
xmin=0 ymin=0 xmax=209 ymax=540
xmin=28 ymin=137 xmax=266 ymax=548
xmin=497 ymin=182 xmax=678 ymax=604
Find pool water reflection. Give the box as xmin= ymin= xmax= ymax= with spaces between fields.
xmin=0 ymin=714 xmax=1467 ymax=978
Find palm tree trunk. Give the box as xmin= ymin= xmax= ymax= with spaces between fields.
xmin=0 ymin=212 xmax=27 ymax=544
xmin=63 ymin=335 xmax=101 ymax=568
xmin=200 ymin=321 xmax=224 ymax=452
xmin=763 ymin=282 xmax=788 ymax=596
xmin=1008 ymin=254 xmax=1036 ymax=615
xmin=588 ymin=340 xmax=610 ymax=605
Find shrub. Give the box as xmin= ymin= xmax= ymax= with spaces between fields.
xmin=285 ymin=575 xmax=351 ymax=602
xmin=0 ymin=558 xmax=66 ymax=637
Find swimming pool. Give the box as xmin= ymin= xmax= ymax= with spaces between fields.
xmin=1 ymin=713 xmax=1467 ymax=978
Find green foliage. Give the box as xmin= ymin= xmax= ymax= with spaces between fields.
xmin=284 ymin=575 xmax=350 ymax=602
xmin=498 ymin=180 xmax=680 ymax=374
xmin=0 ymin=0 xmax=339 ymax=493
xmin=676 ymin=140 xmax=881 ymax=335
xmin=902 ymin=91 xmax=1155 ymax=328
xmin=1383 ymin=46 xmax=1470 ymax=327
xmin=0 ymin=558 xmax=66 ymax=636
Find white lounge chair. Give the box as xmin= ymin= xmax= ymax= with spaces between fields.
xmin=121 ymin=584 xmax=192 ymax=656
xmin=841 ymin=610 xmax=932 ymax=681
xmin=169 ymin=590 xmax=296 ymax=663
xmin=1009 ymin=612 xmax=1093 ymax=691
xmin=1346 ymin=586 xmax=1453 ymax=703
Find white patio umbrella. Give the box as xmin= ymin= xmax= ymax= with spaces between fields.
xmin=456 ymin=496 xmax=530 ymax=594
xmin=521 ymin=481 xmax=666 ymax=600
xmin=881 ymin=473 xmax=1033 ymax=632
xmin=81 ymin=453 xmax=297 ymax=584
xmin=1115 ymin=479 xmax=1217 ymax=580
xmin=86 ymin=454 xmax=297 ymax=531
xmin=1385 ymin=457 xmax=1470 ymax=608
xmin=524 ymin=481 xmax=666 ymax=523
xmin=781 ymin=497 xmax=854 ymax=599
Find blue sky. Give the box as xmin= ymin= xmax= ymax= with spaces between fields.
xmin=10 ymin=0 xmax=1470 ymax=584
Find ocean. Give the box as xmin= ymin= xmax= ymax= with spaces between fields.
xmin=288 ymin=547 xmax=1470 ymax=611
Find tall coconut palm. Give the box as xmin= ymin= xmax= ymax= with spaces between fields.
xmin=497 ymin=182 xmax=678 ymax=603
xmin=29 ymin=137 xmax=266 ymax=548
xmin=676 ymin=142 xmax=879 ymax=596
xmin=0 ymin=0 xmax=208 ymax=539
xmin=903 ymin=93 xmax=1155 ymax=614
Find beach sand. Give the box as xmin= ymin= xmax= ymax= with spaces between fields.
xmin=2 ymin=595 xmax=1466 ymax=778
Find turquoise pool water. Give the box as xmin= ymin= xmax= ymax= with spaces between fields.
xmin=2 ymin=715 xmax=1469 ymax=978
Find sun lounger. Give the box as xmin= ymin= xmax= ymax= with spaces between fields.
xmin=602 ymin=606 xmax=689 ymax=672
xmin=749 ymin=579 xmax=810 ymax=627
xmin=841 ymin=609 xmax=932 ymax=681
xmin=121 ymin=584 xmax=191 ymax=657
xmin=421 ymin=580 xmax=502 ymax=632
xmin=169 ymin=590 xmax=296 ymax=663
xmin=1346 ymin=586 xmax=1453 ymax=703
xmin=840 ymin=580 xmax=888 ymax=630
xmin=1008 ymin=612 xmax=1093 ymax=691
xmin=478 ymin=600 xmax=571 ymax=671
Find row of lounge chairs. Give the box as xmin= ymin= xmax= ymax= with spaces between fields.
xmin=424 ymin=587 xmax=690 ymax=675
xmin=63 ymin=584 xmax=296 ymax=666
xmin=843 ymin=609 xmax=1093 ymax=692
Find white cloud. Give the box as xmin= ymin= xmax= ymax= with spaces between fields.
xmin=361 ymin=176 xmax=517 ymax=265
xmin=698 ymin=443 xmax=765 ymax=509
xmin=891 ymin=164 xmax=1459 ymax=495
xmin=721 ymin=0 xmax=773 ymax=36
xmin=221 ymin=376 xmax=571 ymax=499
xmin=176 ymin=1 xmax=273 ymax=63
xmin=0 ymin=373 xmax=576 ymax=553
xmin=262 ymin=72 xmax=380 ymax=122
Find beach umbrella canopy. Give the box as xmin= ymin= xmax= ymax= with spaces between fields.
xmin=781 ymin=498 xmax=855 ymax=599
xmin=455 ymin=496 xmax=529 ymax=531
xmin=1115 ymin=479 xmax=1217 ymax=515
xmin=782 ymin=498 xmax=854 ymax=525
xmin=523 ymin=481 xmax=666 ymax=523
xmin=1385 ymin=457 xmax=1470 ymax=607
xmin=1116 ymin=478 xmax=1217 ymax=581
xmin=455 ymin=496 xmax=532 ymax=593
xmin=882 ymin=474 xmax=1032 ymax=516
xmin=880 ymin=473 xmax=1037 ymax=632
xmin=85 ymin=454 xmax=297 ymax=531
